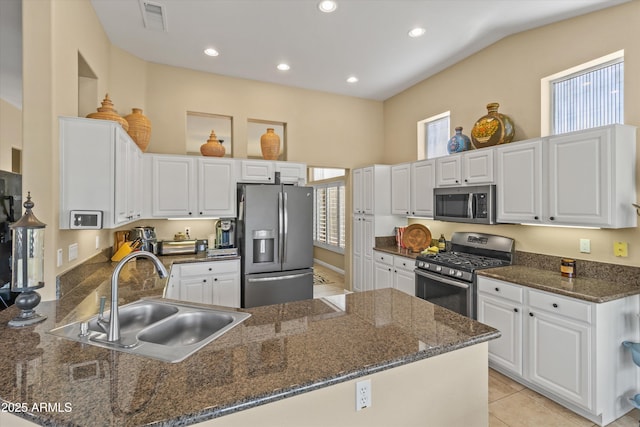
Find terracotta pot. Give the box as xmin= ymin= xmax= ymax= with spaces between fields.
xmin=260 ymin=128 xmax=280 ymax=160
xmin=124 ymin=108 xmax=152 ymax=152
xmin=470 ymin=102 xmax=515 ymax=149
xmin=86 ymin=94 xmax=129 ymax=131
xmin=200 ymin=130 xmax=225 ymax=157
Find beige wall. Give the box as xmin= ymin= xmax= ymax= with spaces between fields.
xmin=0 ymin=99 xmax=22 ymax=172
xmin=314 ymin=246 xmax=345 ymax=272
xmin=383 ymin=1 xmax=640 ymax=268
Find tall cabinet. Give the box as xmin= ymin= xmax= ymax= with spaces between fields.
xmin=59 ymin=116 xmax=143 ymax=229
xmin=351 ymin=165 xmax=401 ymax=292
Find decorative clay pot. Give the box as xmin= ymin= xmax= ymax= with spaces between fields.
xmin=447 ymin=126 xmax=471 ymax=154
xmin=124 ymin=108 xmax=152 ymax=152
xmin=200 ymin=130 xmax=225 ymax=157
xmin=86 ymin=94 xmax=129 ymax=131
xmin=470 ymin=102 xmax=514 ymax=149
xmin=260 ymin=128 xmax=280 ymax=160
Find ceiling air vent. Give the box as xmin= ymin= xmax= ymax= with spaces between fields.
xmin=139 ymin=0 xmax=167 ymax=32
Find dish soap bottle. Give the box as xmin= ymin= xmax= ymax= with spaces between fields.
xmin=438 ymin=234 xmax=447 ymax=252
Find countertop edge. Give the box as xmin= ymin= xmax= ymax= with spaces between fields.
xmin=154 ymin=330 xmax=501 ymax=426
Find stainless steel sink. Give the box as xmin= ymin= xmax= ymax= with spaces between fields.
xmin=48 ymin=299 xmax=251 ymax=363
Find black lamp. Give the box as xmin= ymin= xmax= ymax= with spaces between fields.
xmin=8 ymin=192 xmax=47 ymax=327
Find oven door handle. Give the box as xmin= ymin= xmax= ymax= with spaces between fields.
xmin=414 ymin=269 xmax=470 ymax=289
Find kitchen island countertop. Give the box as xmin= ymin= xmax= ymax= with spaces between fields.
xmin=0 ymin=253 xmax=499 ymax=426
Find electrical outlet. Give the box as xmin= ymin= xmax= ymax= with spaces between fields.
xmin=69 ymin=243 xmax=78 ymax=261
xmin=614 ymin=241 xmax=628 ymax=257
xmin=57 ymin=249 xmax=63 ymax=267
xmin=185 ymin=227 xmax=191 ymax=237
xmin=355 ymin=379 xmax=371 ymax=411
xmin=579 ymin=239 xmax=591 ymax=253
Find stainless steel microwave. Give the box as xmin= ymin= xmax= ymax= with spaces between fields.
xmin=434 ymin=185 xmax=496 ymax=224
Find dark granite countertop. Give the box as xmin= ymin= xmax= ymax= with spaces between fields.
xmin=373 ymin=245 xmax=422 ymax=260
xmin=477 ymin=265 xmax=640 ymax=303
xmin=0 ymin=253 xmax=499 ymax=426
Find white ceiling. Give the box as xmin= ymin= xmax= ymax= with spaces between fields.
xmin=0 ymin=0 xmax=630 ymax=108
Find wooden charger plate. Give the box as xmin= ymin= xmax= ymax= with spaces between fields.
xmin=402 ymin=224 xmax=432 ymax=253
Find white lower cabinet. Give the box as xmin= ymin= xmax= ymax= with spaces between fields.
xmin=165 ymin=259 xmax=240 ymax=308
xmin=477 ymin=276 xmax=640 ymax=426
xmin=373 ymin=251 xmax=415 ymax=296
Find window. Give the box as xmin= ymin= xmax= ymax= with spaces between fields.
xmin=542 ymin=51 xmax=624 ymax=136
xmin=417 ymin=111 xmax=450 ymax=160
xmin=310 ymin=168 xmax=346 ymax=253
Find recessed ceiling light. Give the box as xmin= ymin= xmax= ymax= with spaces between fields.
xmin=277 ymin=63 xmax=291 ymax=71
xmin=204 ymin=48 xmax=219 ymax=57
xmin=408 ymin=27 xmax=426 ymax=38
xmin=318 ymin=1 xmax=337 ymax=13
xmin=347 ymin=76 xmax=358 ymax=83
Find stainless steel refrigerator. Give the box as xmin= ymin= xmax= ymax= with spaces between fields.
xmin=237 ymin=183 xmax=314 ymax=308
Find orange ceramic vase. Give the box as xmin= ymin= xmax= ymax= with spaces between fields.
xmin=260 ymin=128 xmax=280 ymax=160
xmin=200 ymin=130 xmax=225 ymax=157
xmin=86 ymin=94 xmax=129 ymax=131
xmin=124 ymin=108 xmax=152 ymax=152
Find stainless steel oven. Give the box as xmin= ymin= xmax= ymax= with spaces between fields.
xmin=415 ymin=268 xmax=474 ymax=318
xmin=414 ymin=232 xmax=514 ymax=319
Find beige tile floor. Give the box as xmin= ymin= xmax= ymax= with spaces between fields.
xmin=312 ymin=263 xmax=640 ymax=427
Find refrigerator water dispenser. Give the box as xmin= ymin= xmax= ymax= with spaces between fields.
xmin=253 ymin=230 xmax=275 ymax=263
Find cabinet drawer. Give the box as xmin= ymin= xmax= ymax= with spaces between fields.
xmin=393 ymin=256 xmax=414 ymax=271
xmin=177 ymin=260 xmax=239 ymax=277
xmin=374 ymin=252 xmax=394 ymax=266
xmin=477 ymin=277 xmax=523 ymax=304
xmin=527 ymin=289 xmax=592 ymax=324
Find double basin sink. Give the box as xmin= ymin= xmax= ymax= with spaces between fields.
xmin=48 ymin=298 xmax=251 ymax=363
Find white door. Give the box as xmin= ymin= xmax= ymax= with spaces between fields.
xmin=394 ymin=268 xmax=415 ymax=296
xmin=527 ymin=309 xmax=592 ymax=410
xmin=352 ymin=216 xmax=363 ymax=292
xmin=547 ymin=128 xmax=610 ymax=226
xmin=362 ymin=167 xmax=375 ymax=214
xmin=198 ymin=158 xmax=236 ymax=217
xmin=212 ymin=274 xmax=240 ymax=308
xmin=436 ymin=155 xmax=462 ymax=186
xmin=114 ymin=130 xmax=130 ymax=225
xmin=477 ymin=294 xmax=523 ymax=376
xmin=496 ymin=140 xmax=543 ymax=224
xmin=352 ymin=168 xmax=363 ymax=214
xmin=463 ymin=149 xmax=494 ymax=184
xmin=391 ymin=164 xmax=411 ymax=215
xmin=374 ymin=261 xmax=393 ymax=290
xmin=179 ymin=277 xmax=213 ymax=304
xmin=411 ymin=160 xmax=435 ymax=217
xmin=151 ymin=155 xmax=196 ymax=217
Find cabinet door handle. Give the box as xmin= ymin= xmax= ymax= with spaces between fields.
xmin=203 ymin=279 xmax=207 ymax=283
xmin=214 ymin=278 xmax=218 ymax=281
xmin=388 ymin=268 xmax=392 ymax=272
xmin=406 ymin=211 xmax=409 ymax=214
xmin=549 ymin=216 xmax=555 ymax=221
xmin=188 ymin=212 xmax=193 ymax=215
xmin=514 ymin=308 xmax=519 ymax=313
xmin=534 ymin=216 xmax=539 ymax=220
xmin=464 ymin=179 xmax=468 ymax=182
xmin=455 ymin=180 xmax=459 ymax=183
xmin=552 ymin=303 xmax=558 ymax=308
xmin=529 ymin=312 xmax=534 ymax=317
xmin=495 ymin=287 xmax=500 ymax=292
xmin=199 ymin=211 xmax=203 ymax=215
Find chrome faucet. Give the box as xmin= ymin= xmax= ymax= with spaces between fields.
xmin=107 ymin=251 xmax=168 ymax=342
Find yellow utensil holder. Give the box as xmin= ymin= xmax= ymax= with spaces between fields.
xmin=111 ymin=242 xmax=133 ymax=262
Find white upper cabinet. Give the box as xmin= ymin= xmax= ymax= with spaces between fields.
xmin=353 ymin=165 xmax=391 ymax=216
xmin=352 ymin=168 xmax=364 ymax=214
xmin=59 ymin=116 xmax=142 ymax=229
xmin=391 ymin=160 xmax=436 ymax=217
xmin=546 ymin=125 xmax=636 ymax=228
xmin=239 ymin=160 xmax=275 ymax=183
xmin=149 ymin=155 xmax=236 ymax=218
xmin=198 ymin=158 xmax=236 ymax=217
xmin=496 ymin=125 xmax=636 ymax=228
xmin=391 ymin=163 xmax=411 ymax=215
xmin=436 ymin=149 xmax=494 ymax=187
xmin=274 ymin=161 xmax=307 ymax=184
xmin=496 ymin=139 xmax=543 ymax=224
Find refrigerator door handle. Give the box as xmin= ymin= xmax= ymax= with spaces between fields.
xmin=246 ymin=271 xmax=313 ymax=283
xmin=283 ymin=192 xmax=288 ymax=263
xmin=278 ymin=191 xmax=284 ymax=263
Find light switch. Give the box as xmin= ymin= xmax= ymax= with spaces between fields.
xmin=69 ymin=243 xmax=79 ymax=261
xmin=614 ymin=241 xmax=628 ymax=257
xmin=579 ymin=239 xmax=590 ymax=253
